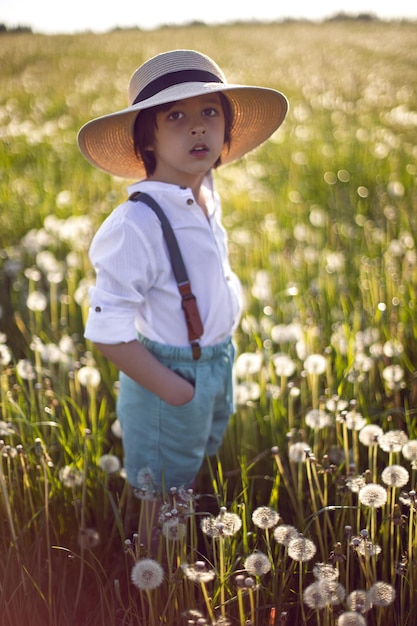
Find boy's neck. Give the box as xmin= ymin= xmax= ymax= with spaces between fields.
xmin=146 ymin=172 xmax=209 ymax=214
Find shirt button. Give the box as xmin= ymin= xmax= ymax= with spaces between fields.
xmin=95 ymin=306 xmax=102 ymax=312
xmin=186 ymin=198 xmax=194 ymax=205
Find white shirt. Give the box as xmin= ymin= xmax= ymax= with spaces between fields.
xmin=84 ymin=178 xmax=242 ymax=347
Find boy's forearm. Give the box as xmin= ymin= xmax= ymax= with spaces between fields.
xmin=93 ymin=340 xmax=194 ymax=405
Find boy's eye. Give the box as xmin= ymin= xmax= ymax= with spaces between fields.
xmin=168 ymin=111 xmax=184 ymax=121
xmin=202 ymin=107 xmax=218 ymax=117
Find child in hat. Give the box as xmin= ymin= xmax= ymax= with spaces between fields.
xmin=78 ymin=49 xmax=287 ymax=541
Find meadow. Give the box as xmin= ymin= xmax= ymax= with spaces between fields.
xmin=1 ymin=18 xmax=417 ymax=626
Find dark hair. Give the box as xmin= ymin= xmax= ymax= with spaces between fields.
xmin=133 ymin=93 xmax=233 ymax=176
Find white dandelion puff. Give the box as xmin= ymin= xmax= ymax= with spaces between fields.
xmin=344 ymin=411 xmax=366 ymax=431
xmin=272 ymin=353 xmax=296 ymax=377
xmin=337 ymin=612 xmax=367 ymax=626
xmin=98 ymin=454 xmax=121 ymax=474
xmin=252 ymin=506 xmax=280 ymax=529
xmin=379 ymin=430 xmax=409 ymax=452
xmin=304 ymin=353 xmax=327 ymax=375
xmin=288 ymin=442 xmax=309 ymax=463
xmin=305 ymin=409 xmax=332 ymax=430
xmin=131 ymin=558 xmax=164 ymax=590
xmin=273 ymin=524 xmax=299 ymax=547
xmin=313 ymin=563 xmax=339 ymax=581
xmin=182 ymin=560 xmax=215 ymax=583
xmin=358 ymin=424 xmax=384 ymax=447
xmin=26 ymin=290 xmax=48 ymax=312
xmin=368 ymin=581 xmax=396 ymax=607
xmin=59 ymin=465 xmax=84 ymax=488
xmin=244 ymin=552 xmax=271 ymax=577
xmin=346 ymin=590 xmax=372 ymax=613
xmin=234 ymin=352 xmax=263 ymax=377
xmin=402 ymin=440 xmax=417 ymax=462
xmin=381 ymin=464 xmax=409 ymax=488
xmin=358 ymin=483 xmax=387 ymax=508
xmin=288 ymin=535 xmax=317 ymax=562
xmin=77 ymin=365 xmax=101 ymax=388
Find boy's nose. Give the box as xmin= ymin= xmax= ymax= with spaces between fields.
xmin=191 ymin=126 xmax=206 ymax=135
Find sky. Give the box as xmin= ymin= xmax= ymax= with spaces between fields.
xmin=1 ymin=0 xmax=416 ymax=34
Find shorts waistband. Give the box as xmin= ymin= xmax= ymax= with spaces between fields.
xmin=137 ymin=333 xmax=233 ymax=363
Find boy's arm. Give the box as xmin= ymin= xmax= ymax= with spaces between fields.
xmin=94 ymin=340 xmax=194 ymax=406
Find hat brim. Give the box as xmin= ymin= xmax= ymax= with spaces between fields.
xmin=78 ymin=83 xmax=288 ymax=179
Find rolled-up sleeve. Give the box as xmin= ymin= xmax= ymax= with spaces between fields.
xmin=84 ymin=211 xmax=157 ymax=344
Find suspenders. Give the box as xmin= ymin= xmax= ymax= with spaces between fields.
xmin=129 ymin=191 xmax=203 ymax=360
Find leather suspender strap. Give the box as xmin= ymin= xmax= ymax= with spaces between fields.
xmin=129 ymin=191 xmax=203 ymax=360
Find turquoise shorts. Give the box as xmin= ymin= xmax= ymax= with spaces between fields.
xmin=116 ymin=334 xmax=235 ymax=495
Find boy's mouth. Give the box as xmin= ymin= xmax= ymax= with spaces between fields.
xmin=190 ymin=143 xmax=209 ymax=157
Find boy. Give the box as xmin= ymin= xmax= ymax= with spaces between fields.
xmin=78 ymin=49 xmax=288 ymax=503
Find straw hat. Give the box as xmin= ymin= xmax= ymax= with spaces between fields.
xmin=78 ymin=49 xmax=288 ymax=179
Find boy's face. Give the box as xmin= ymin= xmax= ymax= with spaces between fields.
xmin=148 ymin=93 xmax=226 ymax=188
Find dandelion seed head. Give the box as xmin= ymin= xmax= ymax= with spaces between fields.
xmin=303 ymin=353 xmax=327 ymax=375
xmin=271 ymin=323 xmax=303 ymax=344
xmin=345 ymin=474 xmax=366 ymax=493
xmin=273 ymin=524 xmax=299 ymax=546
xmin=357 ymin=541 xmax=382 ymax=557
xmin=59 ymin=465 xmax=84 ymax=488
xmin=382 ymin=364 xmax=404 ymax=386
xmin=368 ymin=581 xmax=396 ymax=607
xmin=244 ymin=551 xmax=271 ymax=576
xmin=77 ymin=365 xmax=101 ymax=388
xmin=358 ymin=424 xmax=384 ymax=447
xmin=379 ymin=430 xmax=408 ymax=452
xmin=344 ymin=411 xmax=366 ymax=431
xmin=313 ymin=563 xmax=339 ymax=581
xmin=252 ymin=506 xmax=280 ymax=529
xmin=131 ymin=558 xmax=164 ymax=590
xmin=0 ymin=344 xmax=12 ymax=367
xmin=402 ymin=439 xmax=417 ymax=462
xmin=162 ymin=517 xmax=187 ymax=542
xmin=78 ymin=527 xmax=100 ymax=549
xmin=16 ymin=359 xmax=36 ymax=380
xmin=337 ymin=612 xmax=367 ymax=626
xmin=234 ymin=351 xmax=263 ymax=377
xmin=358 ymin=483 xmax=387 ymax=508
xmin=288 ymin=535 xmax=317 ymax=562
xmin=288 ymin=441 xmax=309 ymax=463
xmin=381 ymin=464 xmax=409 ymax=488
xmin=303 ymin=581 xmax=330 ymax=609
xmin=26 ymin=290 xmax=48 ymax=312
xmin=98 ymin=454 xmax=121 ymax=474
xmin=272 ymin=353 xmax=296 ymax=377
xmin=217 ymin=510 xmax=242 ymax=536
xmin=346 ymin=589 xmax=372 ymax=613
xmin=305 ymin=409 xmax=332 ymax=429
xmin=182 ymin=560 xmax=215 ymax=583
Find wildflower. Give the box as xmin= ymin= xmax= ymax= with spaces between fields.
xmin=368 ymin=581 xmax=396 ymax=607
xmin=98 ymin=454 xmax=121 ymax=474
xmin=273 ymin=524 xmax=299 ymax=547
xmin=345 ymin=474 xmax=366 ymax=493
xmin=337 ymin=612 xmax=367 ymax=626
xmin=346 ymin=590 xmax=372 ymax=613
xmin=162 ymin=517 xmax=187 ymax=542
xmin=402 ymin=439 xmax=417 ymax=463
xmin=305 ymin=409 xmax=332 ymax=429
xmin=358 ymin=483 xmax=387 ymax=508
xmin=312 ymin=563 xmax=339 ymax=581
xmin=131 ymin=558 xmax=164 ymax=590
xmin=382 ymin=364 xmax=405 ymax=389
xmin=358 ymin=424 xmax=384 ymax=447
xmin=134 ymin=466 xmax=158 ymax=500
xmin=303 ymin=353 xmax=327 ymax=375
xmin=59 ymin=465 xmax=84 ymax=488
xmin=234 ymin=351 xmax=263 ymax=377
xmin=218 ymin=509 xmax=242 ymax=536
xmin=272 ymin=353 xmax=296 ymax=377
xmin=111 ymin=419 xmax=123 ymax=438
xmin=244 ymin=551 xmax=271 ymax=576
xmin=77 ymin=365 xmax=101 ymax=388
xmin=303 ymin=580 xmax=344 ymax=609
xmin=288 ymin=535 xmax=317 ymax=562
xmin=399 ymin=490 xmax=416 ymax=508
xmin=26 ymin=290 xmax=48 ymax=312
xmin=0 ymin=421 xmax=16 ymax=437
xmin=0 ymin=344 xmax=12 ymax=367
xmin=252 ymin=506 xmax=280 ymax=529
xmin=271 ymin=323 xmax=303 ymax=344
xmin=288 ymin=442 xmax=309 ymax=463
xmin=381 ymin=464 xmax=409 ymax=488
xmin=234 ymin=381 xmax=261 ymax=404
xmin=16 ymin=359 xmax=36 ymax=380
xmin=344 ymin=411 xmax=366 ymax=431
xmin=357 ymin=541 xmax=382 ymax=557
xmin=379 ymin=429 xmax=408 ymax=452
xmin=182 ymin=560 xmax=215 ymax=583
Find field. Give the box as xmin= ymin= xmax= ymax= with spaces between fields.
xmin=1 ymin=19 xmax=417 ymax=626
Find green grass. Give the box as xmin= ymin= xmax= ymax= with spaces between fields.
xmin=1 ymin=19 xmax=417 ymax=625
